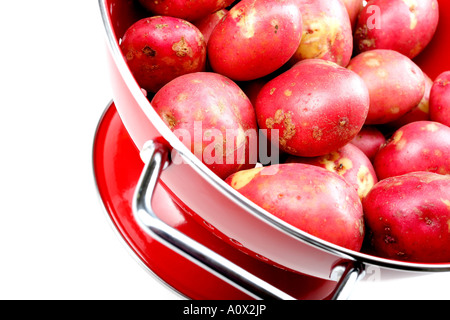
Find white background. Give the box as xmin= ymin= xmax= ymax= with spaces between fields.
xmin=0 ymin=0 xmax=180 ymax=300
xmin=0 ymin=0 xmax=449 ymax=300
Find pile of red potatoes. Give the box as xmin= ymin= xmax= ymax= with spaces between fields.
xmin=120 ymin=0 xmax=450 ymax=263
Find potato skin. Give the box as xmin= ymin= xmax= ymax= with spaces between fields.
xmin=151 ymin=72 xmax=258 ymax=179
xmin=347 ymin=49 xmax=425 ymax=125
xmin=286 ymin=143 xmax=378 ymax=200
xmin=138 ymin=0 xmax=235 ymax=22
xmin=354 ymin=0 xmax=439 ymax=59
xmin=385 ymin=73 xmax=433 ymax=130
xmin=120 ymin=16 xmax=206 ymax=93
xmin=363 ymin=172 xmax=450 ymax=262
xmin=225 ymin=164 xmax=365 ymax=251
xmin=341 ymin=0 xmax=363 ymax=29
xmin=373 ymin=121 xmax=450 ymax=180
xmin=350 ymin=126 xmax=386 ymax=162
xmin=208 ymin=0 xmax=303 ymax=81
xmin=290 ymin=0 xmax=353 ymax=67
xmin=255 ymin=59 xmax=369 ymax=157
xmin=430 ymin=71 xmax=450 ymax=127
xmin=240 ymin=77 xmax=269 ymax=107
xmin=193 ymin=9 xmax=228 ymax=45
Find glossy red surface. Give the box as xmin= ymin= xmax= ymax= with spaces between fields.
xmin=93 ymin=102 xmax=338 ymax=300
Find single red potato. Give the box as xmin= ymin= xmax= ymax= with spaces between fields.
xmin=120 ymin=16 xmax=206 ymax=93
xmin=347 ymin=49 xmax=425 ymax=125
xmin=208 ymin=0 xmax=303 ymax=81
xmin=225 ymin=163 xmax=365 ymax=251
xmin=373 ymin=121 xmax=450 ymax=180
xmin=286 ymin=143 xmax=378 ymax=200
xmin=256 ymin=59 xmax=370 ymax=157
xmin=354 ymin=0 xmax=439 ymax=59
xmin=138 ymin=0 xmax=235 ymax=22
xmin=193 ymin=9 xmax=228 ymax=45
xmin=430 ymin=71 xmax=450 ymax=127
xmin=363 ymin=172 xmax=450 ymax=262
xmin=350 ymin=126 xmax=386 ymax=162
xmin=290 ymin=0 xmax=353 ymax=67
xmin=151 ymin=72 xmax=258 ymax=179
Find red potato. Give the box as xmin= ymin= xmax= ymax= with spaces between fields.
xmin=120 ymin=16 xmax=206 ymax=93
xmin=193 ymin=9 xmax=228 ymax=45
xmin=354 ymin=0 xmax=439 ymax=59
xmin=373 ymin=121 xmax=450 ymax=180
xmin=289 ymin=0 xmax=353 ymax=67
xmin=350 ymin=126 xmax=386 ymax=162
xmin=225 ymin=163 xmax=365 ymax=251
xmin=347 ymin=49 xmax=426 ymax=125
xmin=255 ymin=59 xmax=370 ymax=157
xmin=138 ymin=0 xmax=235 ymax=22
xmin=151 ymin=72 xmax=258 ymax=179
xmin=430 ymin=71 xmax=450 ymax=127
xmin=286 ymin=143 xmax=378 ymax=200
xmin=208 ymin=0 xmax=303 ymax=81
xmin=363 ymin=172 xmax=450 ymax=262
xmin=385 ymin=73 xmax=433 ymax=130
xmin=238 ymin=64 xmax=290 ymax=105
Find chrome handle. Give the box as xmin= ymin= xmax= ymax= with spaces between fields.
xmin=133 ymin=140 xmax=364 ymax=300
xmin=329 ymin=262 xmax=365 ymax=300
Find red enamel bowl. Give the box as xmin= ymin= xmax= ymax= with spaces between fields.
xmin=97 ymin=0 xmax=450 ymax=299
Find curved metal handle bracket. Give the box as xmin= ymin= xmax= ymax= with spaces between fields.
xmin=329 ymin=262 xmax=366 ymax=300
xmin=133 ymin=140 xmax=365 ymax=300
xmin=133 ymin=140 xmax=296 ymax=300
